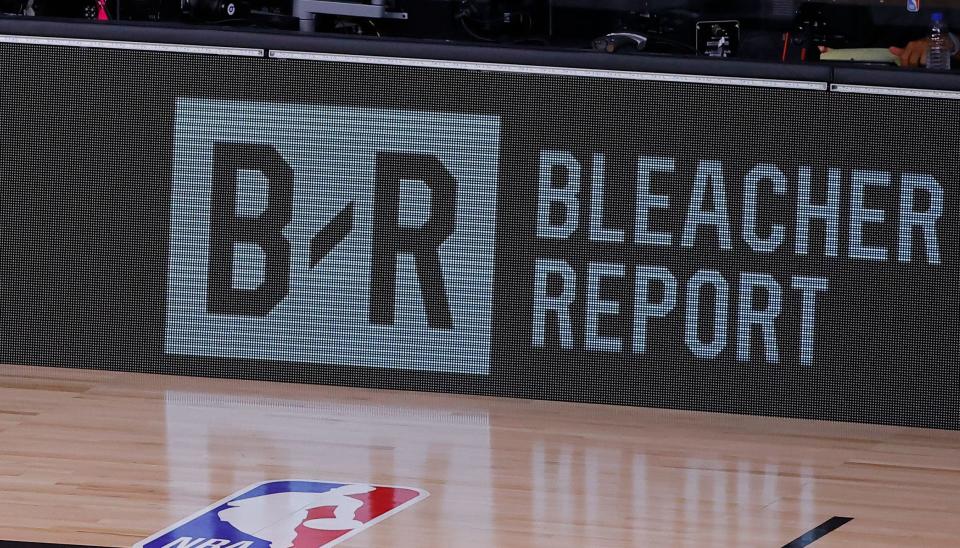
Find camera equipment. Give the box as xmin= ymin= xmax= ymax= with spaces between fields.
xmin=453 ymin=0 xmax=545 ymax=44
xmin=696 ymin=20 xmax=740 ymax=57
xmin=592 ymin=32 xmax=648 ymax=53
xmin=292 ymin=0 xmax=407 ymax=32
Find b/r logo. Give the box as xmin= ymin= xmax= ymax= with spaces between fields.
xmin=165 ymin=99 xmax=500 ymax=374
xmin=206 ymin=144 xmax=457 ymax=330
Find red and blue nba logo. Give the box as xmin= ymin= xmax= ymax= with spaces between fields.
xmin=135 ymin=480 xmax=428 ymax=548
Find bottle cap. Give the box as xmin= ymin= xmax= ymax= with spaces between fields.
xmin=932 ymin=12 xmax=945 ymax=23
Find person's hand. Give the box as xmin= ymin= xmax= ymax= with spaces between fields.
xmin=890 ymin=39 xmax=930 ymax=67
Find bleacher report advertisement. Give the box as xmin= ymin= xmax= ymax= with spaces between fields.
xmin=1 ymin=41 xmax=957 ymax=428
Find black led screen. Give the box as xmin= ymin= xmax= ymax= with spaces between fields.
xmin=1 ymin=40 xmax=957 ymax=429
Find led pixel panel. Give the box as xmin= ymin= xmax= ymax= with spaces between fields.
xmin=0 ymin=42 xmax=957 ymax=429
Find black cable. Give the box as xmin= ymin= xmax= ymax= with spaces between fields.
xmin=647 ymin=33 xmax=698 ymax=53
xmin=203 ymin=17 xmax=249 ymax=24
xmin=457 ymin=15 xmax=496 ymax=42
xmin=457 ymin=10 xmax=538 ymax=43
xmin=365 ymin=18 xmax=381 ymax=37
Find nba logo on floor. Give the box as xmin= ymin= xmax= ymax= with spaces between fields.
xmin=135 ymin=480 xmax=429 ymax=548
xmin=164 ymin=99 xmax=500 ymax=374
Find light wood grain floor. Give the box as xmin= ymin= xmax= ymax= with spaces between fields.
xmin=0 ymin=364 xmax=958 ymax=547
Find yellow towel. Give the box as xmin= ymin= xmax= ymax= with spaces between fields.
xmin=820 ymin=48 xmax=901 ymax=66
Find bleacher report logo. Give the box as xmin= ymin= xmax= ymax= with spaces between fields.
xmin=165 ymin=99 xmax=500 ymax=374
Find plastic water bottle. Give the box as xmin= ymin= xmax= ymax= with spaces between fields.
xmin=927 ymin=12 xmax=952 ymax=71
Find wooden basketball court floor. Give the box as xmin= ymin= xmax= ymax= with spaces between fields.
xmin=0 ymin=364 xmax=958 ymax=547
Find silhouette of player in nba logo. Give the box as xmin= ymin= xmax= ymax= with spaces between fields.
xmin=217 ymin=484 xmax=377 ymax=548
xmin=135 ymin=480 xmax=427 ymax=548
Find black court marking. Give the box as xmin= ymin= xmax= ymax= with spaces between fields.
xmin=0 ymin=542 xmax=106 ymax=548
xmin=783 ymin=516 xmax=854 ymax=547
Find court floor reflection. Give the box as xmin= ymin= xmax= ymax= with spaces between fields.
xmin=0 ymin=365 xmax=958 ymax=547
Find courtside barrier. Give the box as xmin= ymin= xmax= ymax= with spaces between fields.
xmin=1 ymin=28 xmax=957 ymax=428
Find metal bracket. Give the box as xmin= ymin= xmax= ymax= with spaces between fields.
xmin=292 ymin=0 xmax=408 ymax=32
